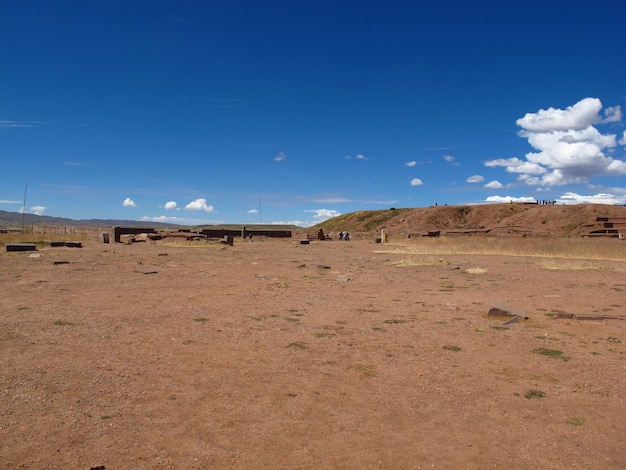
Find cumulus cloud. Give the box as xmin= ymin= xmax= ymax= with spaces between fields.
xmin=405 ymin=161 xmax=417 ymax=167
xmin=484 ymin=180 xmax=504 ymax=189
xmin=466 ymin=175 xmax=484 ymax=183
xmin=410 ymin=178 xmax=424 ymax=186
xmin=184 ymin=198 xmax=215 ymax=212
xmin=305 ymin=208 xmax=341 ymax=222
xmin=30 ymin=205 xmax=46 ymax=215
xmin=164 ymin=201 xmax=178 ymax=210
xmin=557 ymin=192 xmax=626 ymax=205
xmin=274 ymin=151 xmax=286 ymax=162
xmin=486 ymin=97 xmax=626 ymax=186
xmin=123 ymin=197 xmax=136 ymax=208
xmin=485 ymin=195 xmax=536 ymax=203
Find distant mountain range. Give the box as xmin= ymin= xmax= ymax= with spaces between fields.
xmin=0 ymin=210 xmax=180 ymax=229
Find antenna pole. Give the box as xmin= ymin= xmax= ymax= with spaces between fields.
xmin=259 ymin=194 xmax=262 ymax=223
xmin=22 ymin=182 xmax=28 ymax=234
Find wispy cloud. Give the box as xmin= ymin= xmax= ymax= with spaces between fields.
xmin=346 ymin=154 xmax=368 ymax=160
xmin=274 ymin=151 xmax=287 ymax=162
xmin=405 ymin=161 xmax=417 ymax=167
xmin=312 ymin=197 xmax=351 ymax=204
xmin=0 ymin=199 xmax=22 ymax=204
xmin=0 ymin=120 xmax=46 ymax=128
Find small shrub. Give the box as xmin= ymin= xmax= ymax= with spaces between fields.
xmin=525 ymin=389 xmax=546 ymax=399
xmin=442 ymin=345 xmax=462 ymax=352
xmin=533 ymin=348 xmax=568 ymax=360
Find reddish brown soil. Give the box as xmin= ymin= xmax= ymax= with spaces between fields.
xmin=1 ymin=238 xmax=625 ymax=469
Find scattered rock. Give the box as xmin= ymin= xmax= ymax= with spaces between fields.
xmin=488 ymin=301 xmax=527 ymax=319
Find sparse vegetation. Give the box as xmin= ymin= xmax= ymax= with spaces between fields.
xmin=525 ymin=389 xmax=546 ymax=399
xmin=353 ymin=364 xmax=376 ymax=377
xmin=567 ymin=417 xmax=585 ymax=426
xmin=533 ymin=348 xmax=569 ymax=361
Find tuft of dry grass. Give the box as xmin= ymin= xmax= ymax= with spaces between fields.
xmin=380 ymin=237 xmax=626 ymax=263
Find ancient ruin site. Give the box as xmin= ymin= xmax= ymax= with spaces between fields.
xmin=1 ymin=203 xmax=626 ymax=469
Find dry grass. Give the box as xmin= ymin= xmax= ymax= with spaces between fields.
xmin=379 ymin=236 xmax=626 ymax=261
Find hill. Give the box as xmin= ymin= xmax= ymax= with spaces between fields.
xmin=0 ymin=210 xmax=301 ymax=233
xmin=0 ymin=210 xmax=179 ymax=230
xmin=311 ymin=203 xmax=626 ymax=238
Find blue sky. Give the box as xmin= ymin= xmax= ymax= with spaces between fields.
xmin=2 ymin=1 xmax=625 ymax=227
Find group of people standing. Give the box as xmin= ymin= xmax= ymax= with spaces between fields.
xmin=338 ymin=231 xmax=350 ymax=241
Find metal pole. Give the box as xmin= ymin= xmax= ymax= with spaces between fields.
xmin=22 ymin=182 xmax=28 ymax=234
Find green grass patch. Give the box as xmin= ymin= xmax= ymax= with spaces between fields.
xmin=533 ymin=348 xmax=568 ymax=360
xmin=524 ymin=389 xmax=546 ymax=399
xmin=354 ymin=364 xmax=376 ymax=378
xmin=567 ymin=416 xmax=585 ymax=426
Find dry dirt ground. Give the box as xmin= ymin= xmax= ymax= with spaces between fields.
xmin=1 ymin=237 xmax=625 ymax=469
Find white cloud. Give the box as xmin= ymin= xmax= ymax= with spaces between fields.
xmin=484 ymin=180 xmax=504 ymax=189
xmin=312 ymin=197 xmax=351 ymax=203
xmin=405 ymin=161 xmax=417 ymax=167
xmin=557 ymin=192 xmax=626 ymax=205
xmin=345 ymin=154 xmax=368 ymax=160
xmin=0 ymin=199 xmax=21 ymax=204
xmin=184 ymin=198 xmax=215 ymax=212
xmin=274 ymin=151 xmax=286 ymax=162
xmin=304 ymin=208 xmax=341 ymax=222
xmin=466 ymin=175 xmax=484 ymax=183
xmin=30 ymin=205 xmax=46 ymax=215
xmin=410 ymin=178 xmax=423 ymax=186
xmin=601 ymin=106 xmax=623 ymax=123
xmin=141 ymin=215 xmax=223 ymax=225
xmin=443 ymin=154 xmax=455 ymax=162
xmin=486 ymin=97 xmax=626 ymax=186
xmin=0 ymin=120 xmax=45 ymax=128
xmin=619 ymin=131 xmax=626 ymax=146
xmin=485 ymin=195 xmax=536 ymax=203
xmin=164 ymin=201 xmax=178 ymax=210
xmin=248 ymin=209 xmax=258 ymax=214
xmin=123 ymin=197 xmax=136 ymax=208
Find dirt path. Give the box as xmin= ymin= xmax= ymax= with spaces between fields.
xmin=1 ymin=238 xmax=625 ymax=469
